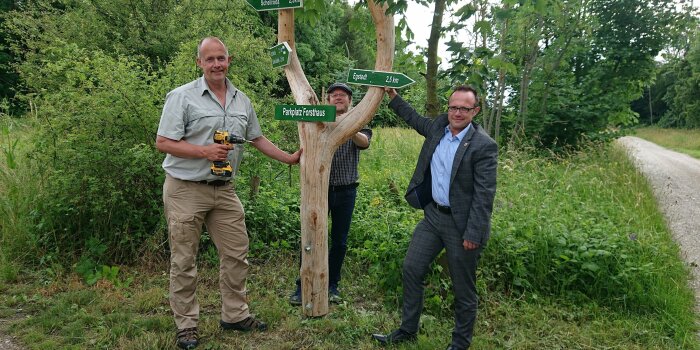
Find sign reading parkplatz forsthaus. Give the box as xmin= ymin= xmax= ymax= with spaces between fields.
xmin=246 ymin=0 xmax=303 ymax=11
xmin=275 ymin=105 xmax=336 ymax=122
xmin=346 ymin=68 xmax=415 ymax=89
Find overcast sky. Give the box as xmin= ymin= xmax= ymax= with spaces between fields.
xmin=401 ymin=1 xmax=463 ymax=64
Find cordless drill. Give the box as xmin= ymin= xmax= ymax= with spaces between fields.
xmin=210 ymin=130 xmax=247 ymax=177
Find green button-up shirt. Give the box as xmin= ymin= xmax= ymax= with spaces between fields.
xmin=157 ymin=76 xmax=263 ymax=181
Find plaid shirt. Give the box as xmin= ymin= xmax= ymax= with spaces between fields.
xmin=329 ymin=128 xmax=372 ymax=186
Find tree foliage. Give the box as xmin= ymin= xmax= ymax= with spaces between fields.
xmin=659 ymin=28 xmax=700 ymax=128
xmin=3 ymin=0 xmax=287 ymax=263
xmin=438 ymin=0 xmax=691 ymax=148
xmin=0 ymin=0 xmax=19 ymax=111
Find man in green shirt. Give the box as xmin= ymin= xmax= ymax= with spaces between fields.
xmin=156 ymin=36 xmax=301 ymax=349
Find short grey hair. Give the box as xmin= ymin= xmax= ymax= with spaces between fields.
xmin=197 ymin=37 xmax=229 ymax=58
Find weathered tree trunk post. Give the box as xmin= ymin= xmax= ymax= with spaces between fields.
xmin=278 ymin=0 xmax=394 ymax=316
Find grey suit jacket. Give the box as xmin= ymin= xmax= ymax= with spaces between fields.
xmin=389 ymin=95 xmax=498 ymax=246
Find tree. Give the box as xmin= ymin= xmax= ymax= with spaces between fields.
xmin=277 ymin=0 xmax=395 ymax=316
xmin=666 ymin=29 xmax=700 ymax=128
xmin=3 ymin=0 xmax=285 ymax=263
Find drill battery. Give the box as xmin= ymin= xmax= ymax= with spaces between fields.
xmin=211 ymin=130 xmax=247 ymax=177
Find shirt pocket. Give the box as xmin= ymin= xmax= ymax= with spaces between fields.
xmin=186 ymin=109 xmax=220 ymax=128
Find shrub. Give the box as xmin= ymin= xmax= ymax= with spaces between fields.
xmin=483 ymin=144 xmax=693 ymax=318
xmin=22 ymin=44 xmax=165 ymax=263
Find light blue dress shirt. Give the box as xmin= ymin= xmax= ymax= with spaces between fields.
xmin=430 ymin=123 xmax=472 ymax=206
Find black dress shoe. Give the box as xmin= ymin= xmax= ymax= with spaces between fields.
xmin=445 ymin=345 xmax=467 ymax=350
xmin=371 ymin=329 xmax=417 ymax=345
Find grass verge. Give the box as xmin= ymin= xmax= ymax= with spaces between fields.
xmin=0 ymin=253 xmax=696 ymax=349
xmin=633 ymin=126 xmax=700 ymax=159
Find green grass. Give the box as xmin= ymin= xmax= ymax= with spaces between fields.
xmin=0 ymin=255 xmax=695 ymax=349
xmin=634 ymin=126 xmax=700 ymax=159
xmin=0 ymin=115 xmax=42 ymax=266
xmin=0 ymin=126 xmax=697 ymax=349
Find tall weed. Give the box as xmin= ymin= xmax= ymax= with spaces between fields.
xmin=0 ymin=113 xmax=40 ymax=265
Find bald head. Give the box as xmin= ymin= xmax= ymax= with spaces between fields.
xmin=197 ymin=37 xmax=229 ymax=58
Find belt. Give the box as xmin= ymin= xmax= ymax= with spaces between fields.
xmin=195 ymin=180 xmax=230 ymax=186
xmin=434 ymin=202 xmax=451 ymax=214
xmin=329 ymin=183 xmax=359 ymax=192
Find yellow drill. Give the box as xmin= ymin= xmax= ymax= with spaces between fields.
xmin=210 ymin=130 xmax=247 ymax=177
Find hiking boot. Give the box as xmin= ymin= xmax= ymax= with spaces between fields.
xmin=289 ymin=287 xmax=302 ymax=306
xmin=220 ymin=316 xmax=268 ymax=332
xmin=176 ymin=327 xmax=198 ymax=349
xmin=329 ymin=286 xmax=342 ymax=304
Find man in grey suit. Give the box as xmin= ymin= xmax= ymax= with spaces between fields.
xmin=372 ymin=86 xmax=498 ymax=350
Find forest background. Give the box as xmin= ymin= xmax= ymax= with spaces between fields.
xmin=1 ymin=0 xmax=700 ymax=348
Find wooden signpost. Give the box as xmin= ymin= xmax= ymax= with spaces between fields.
xmin=251 ymin=0 xmax=395 ymax=317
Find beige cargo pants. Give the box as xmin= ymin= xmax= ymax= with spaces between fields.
xmin=163 ymin=175 xmax=250 ymax=330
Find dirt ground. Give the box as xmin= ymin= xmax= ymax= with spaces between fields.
xmin=0 ymin=318 xmax=22 ymax=350
xmin=617 ymin=136 xmax=700 ymax=314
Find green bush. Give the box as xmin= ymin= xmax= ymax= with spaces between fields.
xmin=483 ymin=144 xmax=693 ymax=321
xmin=244 ymin=181 xmax=301 ymax=258
xmin=21 ymin=44 xmax=164 ymax=263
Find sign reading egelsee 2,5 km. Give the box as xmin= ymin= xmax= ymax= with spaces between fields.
xmin=246 ymin=0 xmax=302 ymax=11
xmin=347 ymin=69 xmax=415 ymax=89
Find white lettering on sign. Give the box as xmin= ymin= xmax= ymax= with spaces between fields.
xmin=261 ymin=0 xmax=279 ymax=5
xmin=386 ymin=76 xmax=399 ymax=84
xmin=352 ymin=72 xmax=368 ymax=81
xmin=282 ymin=107 xmax=326 ymax=118
xmin=303 ymin=108 xmax=325 ymax=117
xmin=289 ymin=0 xmax=301 ymax=3
xmin=283 ymin=108 xmax=303 ymax=117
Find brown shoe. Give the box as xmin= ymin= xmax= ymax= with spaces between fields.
xmin=176 ymin=327 xmax=198 ymax=349
xmin=220 ymin=316 xmax=268 ymax=332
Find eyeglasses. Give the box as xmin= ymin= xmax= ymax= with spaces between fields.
xmin=448 ymin=106 xmax=477 ymax=113
xmin=329 ymin=93 xmax=349 ymax=99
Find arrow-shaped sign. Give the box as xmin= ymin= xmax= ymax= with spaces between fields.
xmin=269 ymin=42 xmax=292 ymax=68
xmin=246 ymin=0 xmax=303 ymax=11
xmin=346 ymin=69 xmax=415 ymax=89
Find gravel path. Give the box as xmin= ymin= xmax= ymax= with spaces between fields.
xmin=617 ymin=136 xmax=700 ymax=312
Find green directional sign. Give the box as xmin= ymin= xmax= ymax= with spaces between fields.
xmin=347 ymin=69 xmax=415 ymax=89
xmin=269 ymin=42 xmax=292 ymax=68
xmin=246 ymin=0 xmax=303 ymax=11
xmin=275 ymin=105 xmax=336 ymax=122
